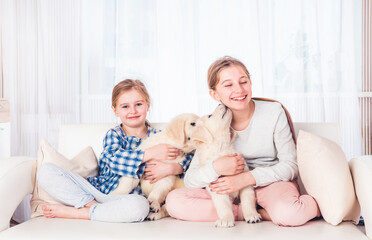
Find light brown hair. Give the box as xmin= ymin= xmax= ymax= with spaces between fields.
xmin=112 ymin=79 xmax=151 ymax=108
xmin=207 ymin=56 xmax=251 ymax=90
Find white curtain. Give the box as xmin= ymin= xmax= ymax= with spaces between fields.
xmin=2 ymin=0 xmax=362 ymax=173
xmin=2 ymin=0 xmax=81 ymax=156
xmin=2 ymin=0 xmax=81 ymax=223
xmin=2 ymin=0 xmax=362 ymax=160
xmin=81 ymin=0 xmax=362 ymax=159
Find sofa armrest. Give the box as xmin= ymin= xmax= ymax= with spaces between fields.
xmin=0 ymin=157 xmax=36 ymax=232
xmin=350 ymin=155 xmax=372 ymax=239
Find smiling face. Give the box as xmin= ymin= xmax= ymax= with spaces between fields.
xmin=209 ymin=65 xmax=252 ymax=113
xmin=112 ymin=89 xmax=150 ymax=129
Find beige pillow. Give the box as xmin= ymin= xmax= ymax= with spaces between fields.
xmin=30 ymin=139 xmax=99 ymax=218
xmin=297 ymin=130 xmax=360 ymax=225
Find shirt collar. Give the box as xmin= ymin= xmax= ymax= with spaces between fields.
xmin=118 ymin=124 xmax=157 ymax=141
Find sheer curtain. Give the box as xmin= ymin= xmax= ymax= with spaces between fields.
xmin=82 ymin=0 xmax=362 ymax=159
xmin=2 ymin=0 xmax=81 ymax=157
xmin=256 ymin=0 xmax=362 ymax=159
xmin=2 ymin=0 xmax=81 ymax=223
xmin=2 ymin=0 xmax=362 ymax=176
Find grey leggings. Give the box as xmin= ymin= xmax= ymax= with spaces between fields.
xmin=37 ymin=163 xmax=149 ymax=222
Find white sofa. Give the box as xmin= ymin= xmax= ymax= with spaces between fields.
xmin=0 ymin=122 xmax=371 ymax=240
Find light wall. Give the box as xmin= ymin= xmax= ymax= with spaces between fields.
xmin=361 ymin=0 xmax=372 ymax=155
xmin=0 ymin=0 xmax=3 ymax=99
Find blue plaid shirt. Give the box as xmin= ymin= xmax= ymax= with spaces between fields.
xmin=87 ymin=124 xmax=193 ymax=195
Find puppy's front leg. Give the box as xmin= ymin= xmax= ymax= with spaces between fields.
xmin=207 ymin=187 xmax=235 ymax=228
xmin=240 ymin=186 xmax=261 ymax=223
xmin=146 ymin=176 xmax=176 ymax=220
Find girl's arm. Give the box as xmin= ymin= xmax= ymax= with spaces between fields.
xmin=184 ymin=153 xmax=219 ymax=188
xmin=143 ymin=161 xmax=182 ymax=183
xmin=184 ymin=153 xmax=245 ymax=188
xmin=143 ymin=153 xmax=193 ymax=183
xmin=209 ymin=171 xmax=256 ymax=194
xmin=143 ymin=144 xmax=181 ymax=162
xmin=249 ymin=108 xmax=298 ymax=187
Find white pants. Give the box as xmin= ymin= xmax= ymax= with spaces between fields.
xmin=37 ymin=163 xmax=149 ymax=222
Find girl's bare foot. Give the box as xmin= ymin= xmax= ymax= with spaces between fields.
xmin=41 ymin=200 xmax=98 ymax=220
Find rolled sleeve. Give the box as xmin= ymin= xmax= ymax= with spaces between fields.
xmin=184 ymin=154 xmax=219 ymax=188
xmin=177 ymin=153 xmax=193 ymax=178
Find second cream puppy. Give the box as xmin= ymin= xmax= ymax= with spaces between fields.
xmin=189 ymin=104 xmax=261 ymax=227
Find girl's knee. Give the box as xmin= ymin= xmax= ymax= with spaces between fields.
xmin=268 ymin=196 xmax=318 ymax=226
xmin=166 ymin=188 xmax=209 ymax=220
xmin=130 ymin=195 xmax=150 ymax=221
xmin=165 ymin=189 xmax=183 ymax=218
xmin=90 ymin=195 xmax=150 ymax=223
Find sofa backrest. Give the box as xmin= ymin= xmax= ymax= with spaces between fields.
xmin=58 ymin=122 xmax=340 ymax=159
xmin=293 ymin=122 xmax=341 ymax=146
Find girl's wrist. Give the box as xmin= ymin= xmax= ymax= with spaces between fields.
xmin=172 ymin=163 xmax=183 ymax=175
xmin=243 ymin=171 xmax=256 ymax=186
xmin=212 ymin=161 xmax=222 ymax=175
xmin=142 ymin=150 xmax=152 ymax=163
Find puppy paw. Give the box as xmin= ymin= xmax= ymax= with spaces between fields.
xmin=149 ymin=201 xmax=161 ymax=213
xmin=214 ymin=219 xmax=235 ymax=228
xmin=146 ymin=211 xmax=166 ymax=221
xmin=244 ymin=212 xmax=262 ymax=224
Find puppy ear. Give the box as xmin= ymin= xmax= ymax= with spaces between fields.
xmin=165 ymin=117 xmax=186 ymax=144
xmin=190 ymin=126 xmax=213 ymax=144
xmin=230 ymin=128 xmax=237 ymax=143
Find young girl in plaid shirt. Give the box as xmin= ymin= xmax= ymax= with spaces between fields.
xmin=37 ymin=79 xmax=191 ymax=222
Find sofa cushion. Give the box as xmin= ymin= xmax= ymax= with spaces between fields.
xmin=297 ymin=130 xmax=360 ymax=225
xmin=30 ymin=139 xmax=98 ymax=218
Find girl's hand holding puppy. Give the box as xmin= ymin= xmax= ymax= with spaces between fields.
xmin=212 ymin=153 xmax=245 ymax=176
xmin=143 ymin=144 xmax=182 ymax=183
xmin=143 ymin=144 xmax=181 ymax=162
xmin=210 ymin=153 xmax=257 ymax=194
xmin=209 ymin=172 xmax=256 ymax=195
xmin=144 ymin=161 xmax=183 ymax=184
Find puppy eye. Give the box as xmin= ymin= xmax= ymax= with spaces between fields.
xmin=190 ymin=122 xmax=195 ymax=126
xmin=208 ymin=114 xmax=212 ymax=118
xmin=187 ymin=137 xmax=190 ymax=140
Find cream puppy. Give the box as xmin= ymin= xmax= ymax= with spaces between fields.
xmin=190 ymin=104 xmax=261 ymax=227
xmin=110 ymin=113 xmax=199 ymax=220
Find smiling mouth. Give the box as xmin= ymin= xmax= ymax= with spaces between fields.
xmin=231 ymin=95 xmax=247 ymax=101
xmin=128 ymin=116 xmax=140 ymax=119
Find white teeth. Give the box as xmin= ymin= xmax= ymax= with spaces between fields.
xmin=232 ymin=96 xmax=246 ymax=100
